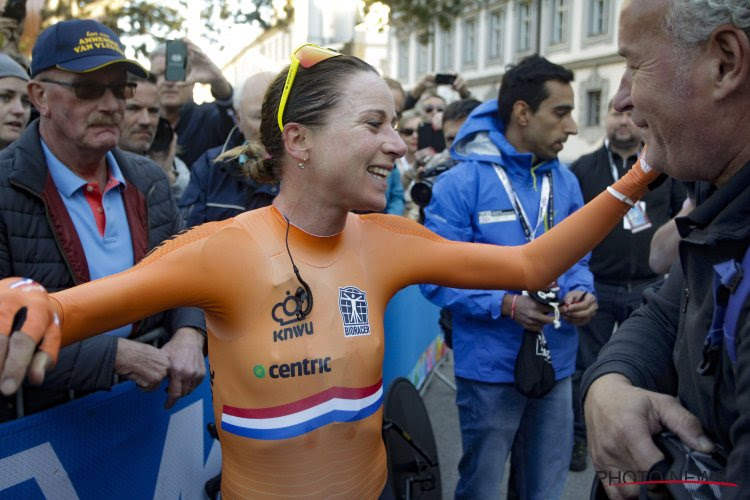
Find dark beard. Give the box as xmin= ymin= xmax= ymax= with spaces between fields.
xmin=610 ymin=137 xmax=640 ymax=152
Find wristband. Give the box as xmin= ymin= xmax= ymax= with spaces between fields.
xmin=510 ymin=295 xmax=518 ymax=320
xmin=606 ymin=186 xmax=636 ymax=207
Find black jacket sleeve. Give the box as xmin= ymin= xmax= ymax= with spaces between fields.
xmin=164 ymin=306 xmax=206 ymax=335
xmin=581 ymin=259 xmax=683 ymax=399
xmin=37 ymin=336 xmax=118 ymax=391
xmin=726 ymin=295 xmax=750 ymax=497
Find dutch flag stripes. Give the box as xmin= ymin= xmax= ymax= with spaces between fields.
xmin=221 ymin=380 xmax=383 ymax=440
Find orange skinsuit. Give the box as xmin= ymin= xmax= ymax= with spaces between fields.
xmin=39 ymin=164 xmax=654 ymax=498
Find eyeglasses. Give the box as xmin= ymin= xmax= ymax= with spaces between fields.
xmin=277 ymin=43 xmax=342 ymax=132
xmin=40 ymin=79 xmax=137 ymax=100
xmin=423 ymin=105 xmax=444 ymax=114
xmin=399 ymin=127 xmax=418 ymax=136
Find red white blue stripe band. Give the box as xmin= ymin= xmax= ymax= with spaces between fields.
xmin=221 ymin=380 xmax=383 ymax=440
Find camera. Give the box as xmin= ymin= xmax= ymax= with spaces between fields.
xmin=434 ymin=73 xmax=456 ymax=85
xmin=410 ymin=151 xmax=457 ymax=207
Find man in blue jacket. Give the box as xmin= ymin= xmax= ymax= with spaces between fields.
xmin=421 ymin=55 xmax=597 ymax=499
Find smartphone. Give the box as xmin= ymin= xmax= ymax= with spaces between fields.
xmin=434 ymin=73 xmax=456 ymax=85
xmin=165 ymin=40 xmax=187 ymax=81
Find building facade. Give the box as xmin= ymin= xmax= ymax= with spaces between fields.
xmin=222 ymin=0 xmax=389 ymax=94
xmin=388 ymin=0 xmax=626 ymax=162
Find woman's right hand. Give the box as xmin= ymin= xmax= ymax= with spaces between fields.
xmin=0 ymin=277 xmax=60 ymax=395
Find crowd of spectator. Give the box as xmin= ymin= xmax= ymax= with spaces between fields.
xmin=0 ymin=1 xmax=748 ymax=497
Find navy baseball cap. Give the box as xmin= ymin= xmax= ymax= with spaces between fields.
xmin=30 ymin=19 xmax=148 ymax=78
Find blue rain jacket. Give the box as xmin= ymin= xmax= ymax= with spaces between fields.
xmin=420 ymin=99 xmax=594 ymax=382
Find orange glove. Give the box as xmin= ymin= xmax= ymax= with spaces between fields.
xmin=0 ymin=277 xmax=61 ymax=395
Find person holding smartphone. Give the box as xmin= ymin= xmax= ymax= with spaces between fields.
xmin=404 ymin=72 xmax=472 ymax=111
xmin=0 ymin=44 xmax=658 ymax=497
xmin=149 ymin=39 xmax=234 ymax=168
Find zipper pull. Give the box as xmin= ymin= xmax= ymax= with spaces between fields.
xmin=683 ymin=287 xmax=689 ymax=313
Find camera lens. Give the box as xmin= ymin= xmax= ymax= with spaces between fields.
xmin=411 ymin=180 xmax=434 ymax=207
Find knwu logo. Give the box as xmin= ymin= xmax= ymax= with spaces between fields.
xmin=338 ymin=286 xmax=371 ymax=337
xmin=271 ymin=289 xmax=314 ymax=342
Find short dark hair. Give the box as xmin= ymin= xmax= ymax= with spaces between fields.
xmin=442 ymin=98 xmax=481 ymax=126
xmin=497 ymin=55 xmax=574 ymax=126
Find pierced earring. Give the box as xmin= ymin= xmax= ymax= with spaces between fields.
xmin=298 ymin=162 xmax=305 ymax=169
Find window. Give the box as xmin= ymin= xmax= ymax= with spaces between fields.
xmin=585 ymin=90 xmax=602 ymax=127
xmin=441 ymin=27 xmax=454 ymax=71
xmin=462 ymin=17 xmax=477 ymax=68
xmin=417 ymin=40 xmax=430 ymax=76
xmin=517 ymin=1 xmax=534 ymax=53
xmin=551 ymin=0 xmax=568 ymax=45
xmin=588 ymin=0 xmax=609 ymax=36
xmin=487 ymin=8 xmax=504 ymax=62
xmin=397 ymin=38 xmax=409 ymax=80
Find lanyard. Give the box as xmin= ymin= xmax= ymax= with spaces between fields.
xmin=493 ymin=165 xmax=553 ymax=242
xmin=605 ymin=141 xmax=640 ymax=182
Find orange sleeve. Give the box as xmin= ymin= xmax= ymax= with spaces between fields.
xmin=365 ymin=159 xmax=658 ymax=293
xmin=49 ymin=220 xmax=235 ymax=346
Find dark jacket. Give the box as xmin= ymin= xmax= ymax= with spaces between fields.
xmin=179 ymin=139 xmax=278 ymax=228
xmin=582 ymin=161 xmax=750 ymax=495
xmin=0 ymin=120 xmax=205 ymax=417
xmin=175 ymin=98 xmax=235 ymax=168
xmin=571 ymin=144 xmax=686 ymax=283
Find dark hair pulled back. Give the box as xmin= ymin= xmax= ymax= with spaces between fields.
xmin=235 ymin=54 xmax=378 ymax=184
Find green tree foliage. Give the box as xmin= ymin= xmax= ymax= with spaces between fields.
xmin=40 ymin=0 xmax=186 ymax=56
xmin=364 ymin=0 xmax=467 ymax=43
xmin=38 ymin=0 xmax=289 ymax=57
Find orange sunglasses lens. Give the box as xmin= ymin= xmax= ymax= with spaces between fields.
xmin=296 ymin=44 xmax=340 ymax=68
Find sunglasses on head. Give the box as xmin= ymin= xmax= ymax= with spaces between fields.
xmin=41 ymin=79 xmax=137 ymax=100
xmin=399 ymin=127 xmax=418 ymax=136
xmin=424 ymin=105 xmax=444 ymax=114
xmin=277 ymin=43 xmax=342 ymax=132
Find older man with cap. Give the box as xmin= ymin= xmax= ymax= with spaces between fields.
xmin=0 ymin=53 xmax=30 ymax=150
xmin=0 ymin=19 xmax=206 ymax=420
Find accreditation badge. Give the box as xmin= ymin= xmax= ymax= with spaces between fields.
xmin=623 ymin=201 xmax=652 ymax=233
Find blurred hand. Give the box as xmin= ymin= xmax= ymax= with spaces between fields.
xmin=505 ymin=294 xmax=555 ymax=331
xmin=430 ymin=111 xmax=443 ymax=131
xmin=114 ymin=338 xmax=169 ymax=392
xmin=0 ymin=278 xmax=60 ymax=396
xmin=183 ymin=39 xmax=232 ymax=100
xmin=585 ymin=374 xmax=714 ymax=499
xmin=414 ymin=147 xmax=435 ymax=166
xmin=161 ymin=327 xmax=205 ymax=409
xmin=452 ymin=74 xmax=470 ymax=98
xmin=411 ymin=74 xmax=437 ymax=99
xmin=184 ymin=39 xmax=223 ymax=85
xmin=561 ymin=290 xmax=597 ymax=326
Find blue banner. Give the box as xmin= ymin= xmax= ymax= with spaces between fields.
xmin=0 ymin=285 xmax=442 ymax=498
xmin=0 ymin=371 xmax=219 ymax=499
